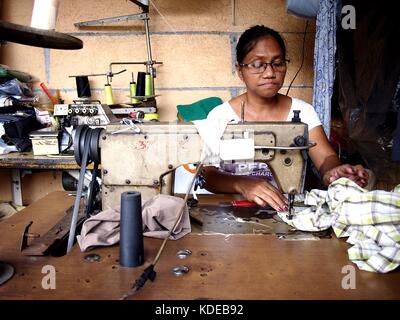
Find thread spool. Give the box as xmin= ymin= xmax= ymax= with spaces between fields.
xmin=130 ymin=82 xmax=139 ymax=104
xmin=76 ymin=76 xmax=91 ymax=98
xmin=136 ymin=72 xmax=146 ymax=97
xmin=104 ymin=84 xmax=114 ymax=105
xmin=144 ymin=113 xmax=159 ymax=121
xmin=31 ymin=0 xmax=60 ymax=30
xmin=145 ymin=73 xmax=153 ymax=96
xmin=128 ymin=111 xmax=145 ymax=120
xmin=119 ymin=191 xmax=144 ymax=268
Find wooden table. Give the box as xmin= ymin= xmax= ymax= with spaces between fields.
xmin=0 ymin=152 xmax=81 ymax=170
xmin=0 ymin=191 xmax=399 ymax=300
xmin=0 ymin=152 xmax=92 ymax=206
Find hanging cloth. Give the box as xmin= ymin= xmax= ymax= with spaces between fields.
xmin=312 ymin=0 xmax=338 ymax=136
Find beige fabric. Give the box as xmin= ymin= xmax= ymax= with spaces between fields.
xmin=142 ymin=194 xmax=190 ymax=240
xmin=77 ymin=194 xmax=190 ymax=252
xmin=76 ymin=207 xmax=120 ymax=252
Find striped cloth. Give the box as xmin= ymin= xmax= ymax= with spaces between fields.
xmin=279 ymin=178 xmax=400 ymax=273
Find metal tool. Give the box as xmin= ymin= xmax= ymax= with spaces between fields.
xmin=75 ymin=0 xmax=162 ymax=90
xmin=220 ymin=201 xmax=258 ymax=207
xmin=68 ymin=69 xmax=127 ymax=102
xmin=288 ymin=193 xmax=295 ymax=220
xmin=111 ymin=118 xmax=141 ymax=135
xmin=20 ymin=221 xmax=40 ymax=252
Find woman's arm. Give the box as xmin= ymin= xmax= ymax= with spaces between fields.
xmin=308 ymin=126 xmax=369 ymax=187
xmin=202 ymin=166 xmax=288 ymax=211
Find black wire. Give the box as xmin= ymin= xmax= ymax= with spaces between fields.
xmin=120 ymin=264 xmax=156 ymax=300
xmin=286 ymin=20 xmax=309 ymax=96
xmin=60 ymin=118 xmax=73 ymax=153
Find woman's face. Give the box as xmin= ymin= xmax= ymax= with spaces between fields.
xmin=237 ymin=35 xmax=286 ymax=98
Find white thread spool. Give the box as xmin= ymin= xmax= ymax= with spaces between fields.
xmin=31 ymin=0 xmax=60 ymax=30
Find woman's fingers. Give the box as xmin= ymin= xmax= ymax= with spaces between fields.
xmin=238 ymin=177 xmax=288 ymax=212
xmin=244 ymin=184 xmax=286 ymax=211
xmin=334 ymin=165 xmax=355 ymax=177
xmin=326 ymin=164 xmax=370 ymax=187
xmin=253 ymin=196 xmax=267 ymax=207
xmin=268 ymin=185 xmax=289 ymax=209
xmin=354 ymin=165 xmax=369 ymax=179
xmin=343 ymin=165 xmax=356 ymax=174
xmin=256 ymin=184 xmax=288 ymax=211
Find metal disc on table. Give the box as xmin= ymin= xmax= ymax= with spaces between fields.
xmin=0 ymin=261 xmax=15 ymax=285
xmin=0 ymin=20 xmax=83 ymax=50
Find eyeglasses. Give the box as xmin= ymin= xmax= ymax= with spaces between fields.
xmin=239 ymin=59 xmax=290 ymax=74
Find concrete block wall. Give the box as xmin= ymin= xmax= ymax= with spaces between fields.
xmin=1 ymin=0 xmax=315 ymax=120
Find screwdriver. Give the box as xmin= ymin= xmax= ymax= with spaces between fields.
xmin=219 ymin=200 xmax=258 ymax=207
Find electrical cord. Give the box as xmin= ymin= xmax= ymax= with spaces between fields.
xmin=60 ymin=125 xmax=73 ymax=154
xmin=286 ymin=20 xmax=309 ymax=96
xmin=120 ymin=162 xmax=204 ymax=300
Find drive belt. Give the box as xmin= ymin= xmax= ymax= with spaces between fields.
xmin=73 ymin=125 xmax=103 ymax=166
xmin=67 ymin=125 xmax=104 ymax=253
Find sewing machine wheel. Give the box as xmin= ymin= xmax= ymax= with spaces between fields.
xmin=0 ymin=261 xmax=15 ymax=285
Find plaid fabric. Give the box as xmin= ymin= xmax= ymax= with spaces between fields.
xmin=279 ymin=178 xmax=400 ymax=273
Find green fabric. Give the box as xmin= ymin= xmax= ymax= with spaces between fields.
xmin=0 ymin=65 xmax=32 ymax=83
xmin=176 ymin=97 xmax=223 ymax=122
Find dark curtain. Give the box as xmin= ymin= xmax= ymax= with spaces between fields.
xmin=336 ymin=0 xmax=400 ymax=182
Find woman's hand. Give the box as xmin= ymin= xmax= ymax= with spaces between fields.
xmin=322 ymin=164 xmax=369 ymax=188
xmin=234 ymin=176 xmax=288 ymax=212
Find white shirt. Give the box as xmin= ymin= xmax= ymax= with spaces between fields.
xmin=207 ymin=97 xmax=322 ymax=131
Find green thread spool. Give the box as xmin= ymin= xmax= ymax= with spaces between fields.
xmin=145 ymin=73 xmax=153 ymax=96
xmin=130 ymin=82 xmax=139 ymax=104
xmin=104 ymin=84 xmax=114 ymax=105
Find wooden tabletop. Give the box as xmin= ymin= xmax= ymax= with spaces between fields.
xmin=0 ymin=191 xmax=399 ymax=300
xmin=0 ymin=152 xmax=92 ymax=170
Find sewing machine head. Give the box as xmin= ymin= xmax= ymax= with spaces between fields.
xmin=100 ymin=120 xmax=311 ymax=210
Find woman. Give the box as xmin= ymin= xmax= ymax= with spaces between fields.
xmin=202 ymin=25 xmax=369 ymax=212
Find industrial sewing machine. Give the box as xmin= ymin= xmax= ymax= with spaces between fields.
xmin=21 ymin=115 xmax=315 ymax=256
xmin=99 ymin=119 xmax=314 ymax=214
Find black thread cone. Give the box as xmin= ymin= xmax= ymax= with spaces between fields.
xmin=136 ymin=72 xmax=146 ymax=97
xmin=119 ymin=191 xmax=144 ymax=267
